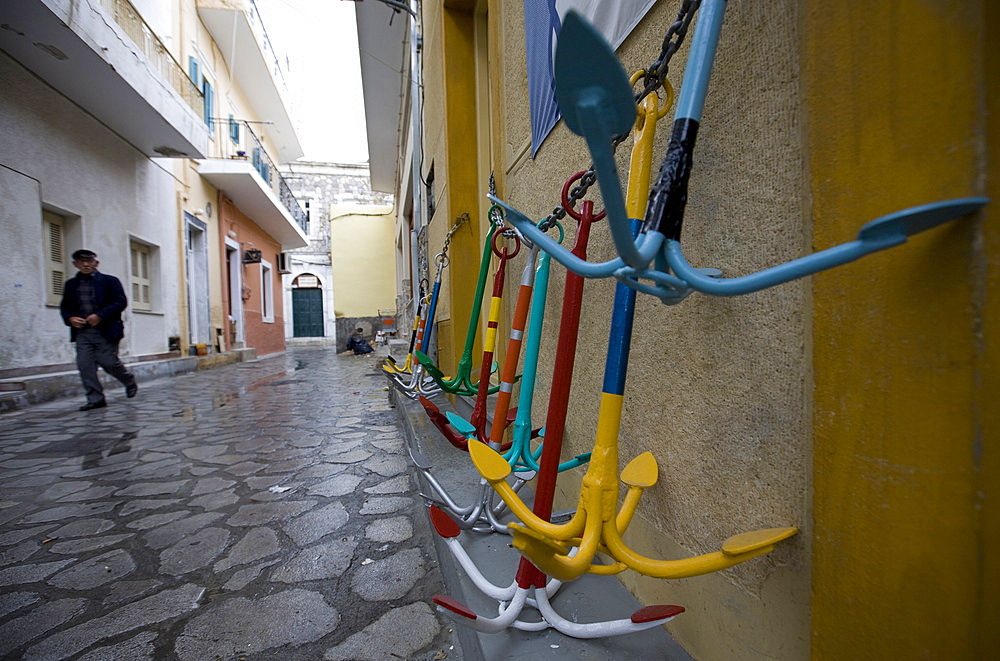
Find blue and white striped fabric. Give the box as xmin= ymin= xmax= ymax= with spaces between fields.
xmin=524 ymin=0 xmax=657 ymax=158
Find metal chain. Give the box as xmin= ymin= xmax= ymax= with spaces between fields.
xmin=487 ymin=171 xmax=521 ymax=239
xmin=637 ymin=0 xmax=700 ymax=104
xmin=539 ymin=170 xmax=598 ymax=231
xmin=487 ymin=171 xmax=510 ymax=232
xmin=537 ymin=0 xmax=700 ymax=231
xmin=434 ymin=212 xmax=470 ymax=276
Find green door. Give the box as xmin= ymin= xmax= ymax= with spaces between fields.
xmin=292 ymin=288 xmax=324 ymax=337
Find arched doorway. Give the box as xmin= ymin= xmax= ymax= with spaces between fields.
xmin=291 ymin=273 xmax=324 ymax=337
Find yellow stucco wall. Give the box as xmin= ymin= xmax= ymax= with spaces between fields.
xmin=500 ymin=1 xmax=811 ymax=657
xmin=982 ymin=1 xmax=1000 ymax=646
xmin=329 ymin=205 xmax=397 ymax=317
xmin=416 ymin=0 xmax=996 ymax=658
xmin=807 ymin=2 xmax=997 ymax=658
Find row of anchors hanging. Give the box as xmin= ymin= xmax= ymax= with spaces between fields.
xmin=384 ymin=2 xmax=988 ymax=639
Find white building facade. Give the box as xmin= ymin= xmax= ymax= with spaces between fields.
xmin=0 ymin=0 xmax=307 ymax=383
xmin=0 ymin=0 xmax=203 ymax=372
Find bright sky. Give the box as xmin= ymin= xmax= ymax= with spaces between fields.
xmin=254 ymin=0 xmax=369 ymax=164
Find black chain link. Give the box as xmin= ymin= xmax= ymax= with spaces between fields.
xmin=537 ymin=0 xmax=700 ymax=231
xmin=486 ymin=171 xmax=506 ymax=229
xmin=637 ymin=0 xmax=700 ymax=104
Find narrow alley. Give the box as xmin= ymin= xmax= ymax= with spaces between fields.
xmin=0 ymin=348 xmax=461 ymax=660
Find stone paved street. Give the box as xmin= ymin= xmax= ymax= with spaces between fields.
xmin=0 ymin=348 xmax=461 ymax=660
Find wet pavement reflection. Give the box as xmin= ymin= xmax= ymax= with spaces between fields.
xmin=0 ymin=348 xmax=458 ymax=661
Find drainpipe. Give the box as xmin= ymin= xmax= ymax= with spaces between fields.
xmin=407 ymin=1 xmax=424 ymax=321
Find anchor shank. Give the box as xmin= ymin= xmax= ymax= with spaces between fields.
xmin=532 ymin=208 xmax=595 ymax=521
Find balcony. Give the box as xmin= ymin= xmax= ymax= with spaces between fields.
xmin=197 ymin=0 xmax=303 ymax=164
xmin=0 ymin=0 xmax=208 ymax=158
xmin=199 ymin=120 xmax=308 ymax=249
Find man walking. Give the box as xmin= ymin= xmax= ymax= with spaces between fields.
xmin=60 ymin=249 xmax=138 ymax=410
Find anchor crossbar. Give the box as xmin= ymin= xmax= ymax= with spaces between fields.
xmin=498 ymin=4 xmax=988 ymax=303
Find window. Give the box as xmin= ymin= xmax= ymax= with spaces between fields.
xmin=130 ymin=241 xmax=153 ymax=311
xmin=43 ymin=211 xmax=66 ymax=306
xmin=260 ymin=259 xmax=274 ymax=322
xmin=229 ymin=114 xmax=240 ymax=144
xmin=203 ymin=78 xmax=215 ymax=136
xmin=252 ymin=147 xmax=270 ymax=184
xmin=189 ymin=55 xmax=214 ymax=135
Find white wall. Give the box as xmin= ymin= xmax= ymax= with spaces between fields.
xmin=0 ymin=52 xmax=181 ymax=369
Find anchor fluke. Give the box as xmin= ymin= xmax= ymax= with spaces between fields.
xmin=429 ymin=505 xmax=462 ymax=539
xmin=631 ymin=604 xmax=685 ymax=624
xmin=620 ymin=451 xmax=658 ymax=488
xmin=469 ymin=439 xmax=513 ymax=482
xmin=721 ymin=526 xmax=798 ymax=555
xmin=433 ymin=595 xmax=476 ymax=620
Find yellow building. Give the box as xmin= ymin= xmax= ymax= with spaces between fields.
xmin=358 ymin=1 xmax=998 ymax=658
xmin=329 ymin=204 xmax=398 ymax=344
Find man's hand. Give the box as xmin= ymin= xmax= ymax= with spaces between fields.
xmin=69 ymin=316 xmax=87 ymax=329
xmin=85 ymin=314 xmax=101 ymax=327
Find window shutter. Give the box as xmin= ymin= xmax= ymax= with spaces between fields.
xmin=229 ymin=115 xmax=240 ymax=143
xmin=188 ymin=56 xmax=199 ymax=86
xmin=130 ymin=242 xmax=152 ymax=310
xmin=203 ymin=80 xmax=215 ymax=135
xmin=43 ymin=212 xmax=65 ymax=305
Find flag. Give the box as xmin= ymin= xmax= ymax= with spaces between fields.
xmin=524 ymin=0 xmax=657 ymax=158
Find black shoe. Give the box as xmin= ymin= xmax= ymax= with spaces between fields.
xmin=80 ymin=400 xmax=107 ymax=411
xmin=126 ymin=382 xmax=138 ymax=398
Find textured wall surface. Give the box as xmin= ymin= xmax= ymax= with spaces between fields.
xmin=0 ymin=52 xmax=180 ymax=368
xmin=394 ymin=0 xmax=998 ymax=658
xmin=500 ymin=0 xmax=809 ymax=658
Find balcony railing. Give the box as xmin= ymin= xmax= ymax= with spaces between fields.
xmin=97 ymin=0 xmax=204 ymax=121
xmin=208 ymin=119 xmax=308 ymax=234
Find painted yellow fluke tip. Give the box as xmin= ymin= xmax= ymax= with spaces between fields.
xmin=468 ymin=441 xmax=512 ymax=482
xmin=721 ymin=527 xmax=798 ymax=555
xmin=620 ymin=451 xmax=658 ymax=488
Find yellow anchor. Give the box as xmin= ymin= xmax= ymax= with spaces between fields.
xmin=382 ymin=289 xmax=429 ymax=375
xmin=470 ymin=76 xmax=797 ymax=583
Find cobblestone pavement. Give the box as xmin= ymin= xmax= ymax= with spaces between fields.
xmin=0 ymin=348 xmax=461 ymax=661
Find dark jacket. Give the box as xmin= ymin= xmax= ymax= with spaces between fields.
xmin=60 ymin=271 xmax=128 ymax=342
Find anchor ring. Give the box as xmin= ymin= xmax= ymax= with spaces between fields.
xmin=561 ymin=171 xmax=607 ymax=222
xmin=630 ymin=70 xmax=673 ymax=121
xmin=539 ymin=218 xmax=565 ymax=244
xmin=492 ymin=229 xmax=522 ymax=259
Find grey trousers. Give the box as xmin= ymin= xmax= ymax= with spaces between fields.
xmin=75 ymin=330 xmax=135 ymax=404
